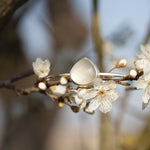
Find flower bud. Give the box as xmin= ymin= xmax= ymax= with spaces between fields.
xmin=129 ymin=69 xmax=137 ymax=78
xmin=64 ymin=97 xmax=69 ymax=102
xmin=38 ymin=82 xmax=47 ymax=90
xmin=50 ymin=85 xmax=66 ymax=96
xmin=60 ymin=77 xmax=68 ymax=85
xmin=71 ymin=106 xmax=80 ymax=113
xmin=58 ymin=102 xmax=64 ymax=108
xmin=116 ymin=59 xmax=127 ymax=68
xmin=32 ymin=58 xmax=50 ymax=78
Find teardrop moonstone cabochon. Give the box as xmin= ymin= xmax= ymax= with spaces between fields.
xmin=70 ymin=57 xmax=99 ymax=85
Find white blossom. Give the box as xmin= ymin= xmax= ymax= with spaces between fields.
xmin=98 ymin=100 xmax=112 ymax=113
xmin=140 ymin=44 xmax=150 ymax=59
xmin=135 ymin=45 xmax=150 ymax=80
xmin=50 ymin=85 xmax=66 ymax=96
xmin=135 ymin=45 xmax=150 ymax=108
xmin=136 ymin=77 xmax=150 ymax=108
xmin=74 ymin=88 xmax=97 ymax=109
xmin=86 ymin=78 xmax=118 ymax=113
xmin=74 ymin=78 xmax=118 ymax=113
xmin=136 ymin=78 xmax=147 ymax=89
xmin=32 ymin=58 xmax=50 ymax=78
xmin=135 ymin=59 xmax=146 ymax=71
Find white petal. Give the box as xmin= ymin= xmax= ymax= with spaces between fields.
xmin=143 ymin=61 xmax=150 ymax=81
xmin=51 ymin=85 xmax=66 ymax=96
xmin=80 ymin=101 xmax=86 ymax=109
xmin=36 ymin=58 xmax=43 ymax=64
xmin=75 ymin=95 xmax=83 ymax=105
xmin=94 ymin=78 xmax=116 ymax=90
xmin=77 ymin=88 xmax=97 ymax=100
xmin=142 ymin=86 xmax=150 ymax=104
xmin=77 ymin=89 xmax=87 ymax=97
xmin=103 ymin=80 xmax=116 ymax=90
xmin=141 ymin=45 xmax=149 ymax=57
xmin=141 ymin=45 xmax=150 ymax=59
xmin=99 ymin=100 xmax=112 ymax=113
xmin=105 ymin=90 xmax=119 ymax=102
xmin=86 ymin=96 xmax=101 ymax=112
xmin=135 ymin=59 xmax=145 ymax=71
xmin=93 ymin=78 xmax=103 ymax=89
xmin=32 ymin=58 xmax=50 ymax=78
xmin=136 ymin=78 xmax=147 ymax=89
xmin=83 ymin=90 xmax=97 ymax=100
xmin=141 ymin=45 xmax=147 ymax=54
xmin=136 ymin=52 xmax=145 ymax=59
xmin=145 ymin=44 xmax=150 ymax=55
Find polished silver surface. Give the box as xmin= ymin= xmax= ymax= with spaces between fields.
xmin=98 ymin=72 xmax=126 ymax=77
xmin=47 ymin=72 xmax=126 ymax=79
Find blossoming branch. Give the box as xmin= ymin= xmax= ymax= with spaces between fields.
xmin=0 ymin=45 xmax=149 ymax=114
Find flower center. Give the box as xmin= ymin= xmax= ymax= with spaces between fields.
xmin=146 ymin=48 xmax=150 ymax=53
xmin=148 ymin=81 xmax=150 ymax=85
xmin=98 ymin=90 xmax=105 ymax=97
xmin=39 ymin=69 xmax=44 ymax=73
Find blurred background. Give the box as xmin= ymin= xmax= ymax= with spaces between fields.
xmin=0 ymin=0 xmax=150 ymax=150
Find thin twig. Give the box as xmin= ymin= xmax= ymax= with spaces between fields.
xmin=16 ymin=87 xmax=40 ymax=95
xmin=0 ymin=69 xmax=38 ymax=95
xmin=0 ymin=69 xmax=34 ymax=87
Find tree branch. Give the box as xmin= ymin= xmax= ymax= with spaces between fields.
xmin=0 ymin=69 xmax=37 ymax=95
xmin=92 ymin=0 xmax=104 ymax=72
xmin=0 ymin=69 xmax=34 ymax=87
xmin=0 ymin=0 xmax=29 ymax=32
xmin=0 ymin=70 xmax=61 ymax=97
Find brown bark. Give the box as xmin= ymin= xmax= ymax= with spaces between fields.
xmin=0 ymin=0 xmax=28 ymax=31
xmin=47 ymin=0 xmax=87 ymax=50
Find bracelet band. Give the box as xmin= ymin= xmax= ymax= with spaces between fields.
xmin=47 ymin=72 xmax=126 ymax=79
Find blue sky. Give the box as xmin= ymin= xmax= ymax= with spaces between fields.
xmin=18 ymin=0 xmax=150 ymax=60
